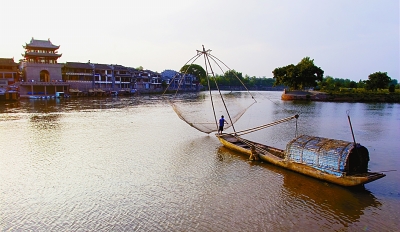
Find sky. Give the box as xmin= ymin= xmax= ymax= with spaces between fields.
xmin=2 ymin=0 xmax=399 ymax=81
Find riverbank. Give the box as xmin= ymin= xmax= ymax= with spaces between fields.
xmin=282 ymin=90 xmax=400 ymax=103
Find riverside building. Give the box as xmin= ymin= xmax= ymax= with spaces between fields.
xmin=1 ymin=37 xmax=199 ymax=98
xmin=0 ymin=58 xmax=19 ymax=87
xmin=19 ymin=38 xmax=69 ymax=97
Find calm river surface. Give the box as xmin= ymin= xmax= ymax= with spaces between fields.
xmin=0 ymin=91 xmax=399 ymax=231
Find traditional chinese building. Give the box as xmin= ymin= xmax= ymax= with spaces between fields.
xmin=92 ymin=63 xmax=113 ymax=90
xmin=0 ymin=58 xmax=20 ymax=100
xmin=113 ymin=65 xmax=133 ymax=91
xmin=0 ymin=58 xmax=19 ymax=87
xmin=62 ymin=62 xmax=138 ymax=95
xmin=22 ymin=38 xmax=63 ymax=81
xmin=19 ymin=38 xmax=69 ymax=97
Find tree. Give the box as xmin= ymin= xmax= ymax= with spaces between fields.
xmin=136 ymin=66 xmax=143 ymax=71
xmin=357 ymin=79 xmax=366 ymax=89
xmin=296 ymin=57 xmax=324 ymax=88
xmin=273 ymin=57 xmax=324 ymax=90
xmin=389 ymin=84 xmax=395 ymax=93
xmin=319 ymin=75 xmax=334 ymax=90
xmin=364 ymin=71 xmax=391 ymax=91
xmin=180 ymin=64 xmax=206 ymax=83
xmin=272 ymin=64 xmax=298 ymax=89
xmin=349 ymin=81 xmax=357 ymax=88
xmin=223 ymin=69 xmax=243 ymax=87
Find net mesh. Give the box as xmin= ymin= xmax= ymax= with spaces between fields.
xmin=171 ymin=91 xmax=255 ymax=134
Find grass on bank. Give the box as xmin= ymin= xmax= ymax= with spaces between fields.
xmin=318 ymin=88 xmax=400 ymax=103
xmin=322 ymin=88 xmax=400 ymax=95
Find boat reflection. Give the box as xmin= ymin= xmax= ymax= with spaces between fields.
xmin=216 ymin=146 xmax=381 ymax=223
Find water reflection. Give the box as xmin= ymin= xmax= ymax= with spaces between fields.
xmin=279 ymin=165 xmax=380 ymax=221
xmin=0 ymin=92 xmax=398 ymax=231
xmin=216 ymin=146 xmax=382 ymax=226
xmin=29 ymin=113 xmax=61 ymax=128
xmin=365 ymin=103 xmax=390 ymax=114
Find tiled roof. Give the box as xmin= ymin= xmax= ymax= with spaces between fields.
xmin=127 ymin=67 xmax=138 ymax=72
xmin=24 ymin=38 xmax=59 ymax=49
xmin=93 ymin=63 xmax=111 ymax=70
xmin=0 ymin=58 xmax=17 ymax=65
xmin=112 ymin=65 xmax=128 ymax=71
xmin=65 ymin=62 xmax=93 ymax=69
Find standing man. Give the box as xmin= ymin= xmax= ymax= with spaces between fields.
xmin=218 ymin=115 xmax=228 ymax=134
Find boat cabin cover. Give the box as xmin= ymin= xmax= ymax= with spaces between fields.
xmin=285 ymin=135 xmax=369 ymax=177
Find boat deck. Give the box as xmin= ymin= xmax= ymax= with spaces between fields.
xmin=219 ymin=134 xmax=285 ymax=159
xmin=217 ymin=133 xmax=386 ymax=187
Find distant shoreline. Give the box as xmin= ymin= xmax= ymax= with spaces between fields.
xmin=281 ymin=90 xmax=400 ymax=103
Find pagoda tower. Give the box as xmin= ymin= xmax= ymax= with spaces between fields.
xmin=22 ymin=38 xmax=62 ymax=82
xmin=19 ymin=38 xmax=69 ymax=97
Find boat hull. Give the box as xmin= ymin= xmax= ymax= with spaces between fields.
xmin=217 ymin=134 xmax=385 ymax=187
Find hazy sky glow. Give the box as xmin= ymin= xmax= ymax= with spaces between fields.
xmin=2 ymin=0 xmax=399 ymax=81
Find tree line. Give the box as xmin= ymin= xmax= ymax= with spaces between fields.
xmin=272 ymin=57 xmax=398 ymax=92
xmin=180 ymin=60 xmax=399 ymax=92
xmin=180 ymin=64 xmax=277 ymax=89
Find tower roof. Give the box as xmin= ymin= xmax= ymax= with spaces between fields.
xmin=24 ymin=38 xmax=60 ymax=49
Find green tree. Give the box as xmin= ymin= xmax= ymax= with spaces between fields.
xmin=272 ymin=64 xmax=298 ymax=89
xmin=243 ymin=74 xmax=252 ymax=87
xmin=297 ymin=57 xmax=324 ymax=88
xmin=389 ymin=84 xmax=395 ymax=93
xmin=334 ymin=78 xmax=345 ymax=89
xmin=180 ymin=64 xmax=206 ymax=83
xmin=364 ymin=71 xmax=391 ymax=91
xmin=349 ymin=81 xmax=357 ymax=88
xmin=273 ymin=57 xmax=323 ymax=90
xmin=357 ymin=79 xmax=366 ymax=89
xmin=342 ymin=79 xmax=351 ymax=88
xmin=224 ymin=70 xmax=243 ymax=87
xmin=326 ymin=76 xmax=335 ymax=90
xmin=136 ymin=66 xmax=143 ymax=70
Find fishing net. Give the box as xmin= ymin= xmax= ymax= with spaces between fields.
xmin=171 ymin=91 xmax=255 ymax=134
xmin=165 ymin=46 xmax=257 ymax=134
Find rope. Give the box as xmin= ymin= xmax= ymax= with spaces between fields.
xmin=164 ymin=45 xmax=261 ymax=134
xmin=162 ymin=53 xmax=202 ymax=96
xmin=225 ymin=114 xmax=299 ymax=136
xmin=201 ymin=45 xmax=238 ymax=133
xmin=207 ymin=54 xmax=257 ymax=103
xmin=200 ymin=46 xmax=219 ymax=131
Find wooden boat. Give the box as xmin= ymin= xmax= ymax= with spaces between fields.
xmin=217 ymin=133 xmax=385 ymax=187
xmin=167 ymin=45 xmax=385 ymax=187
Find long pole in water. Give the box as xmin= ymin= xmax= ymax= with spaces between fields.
xmin=346 ymin=110 xmax=357 ymax=145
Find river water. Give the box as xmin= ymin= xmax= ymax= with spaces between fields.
xmin=0 ymin=91 xmax=399 ymax=231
